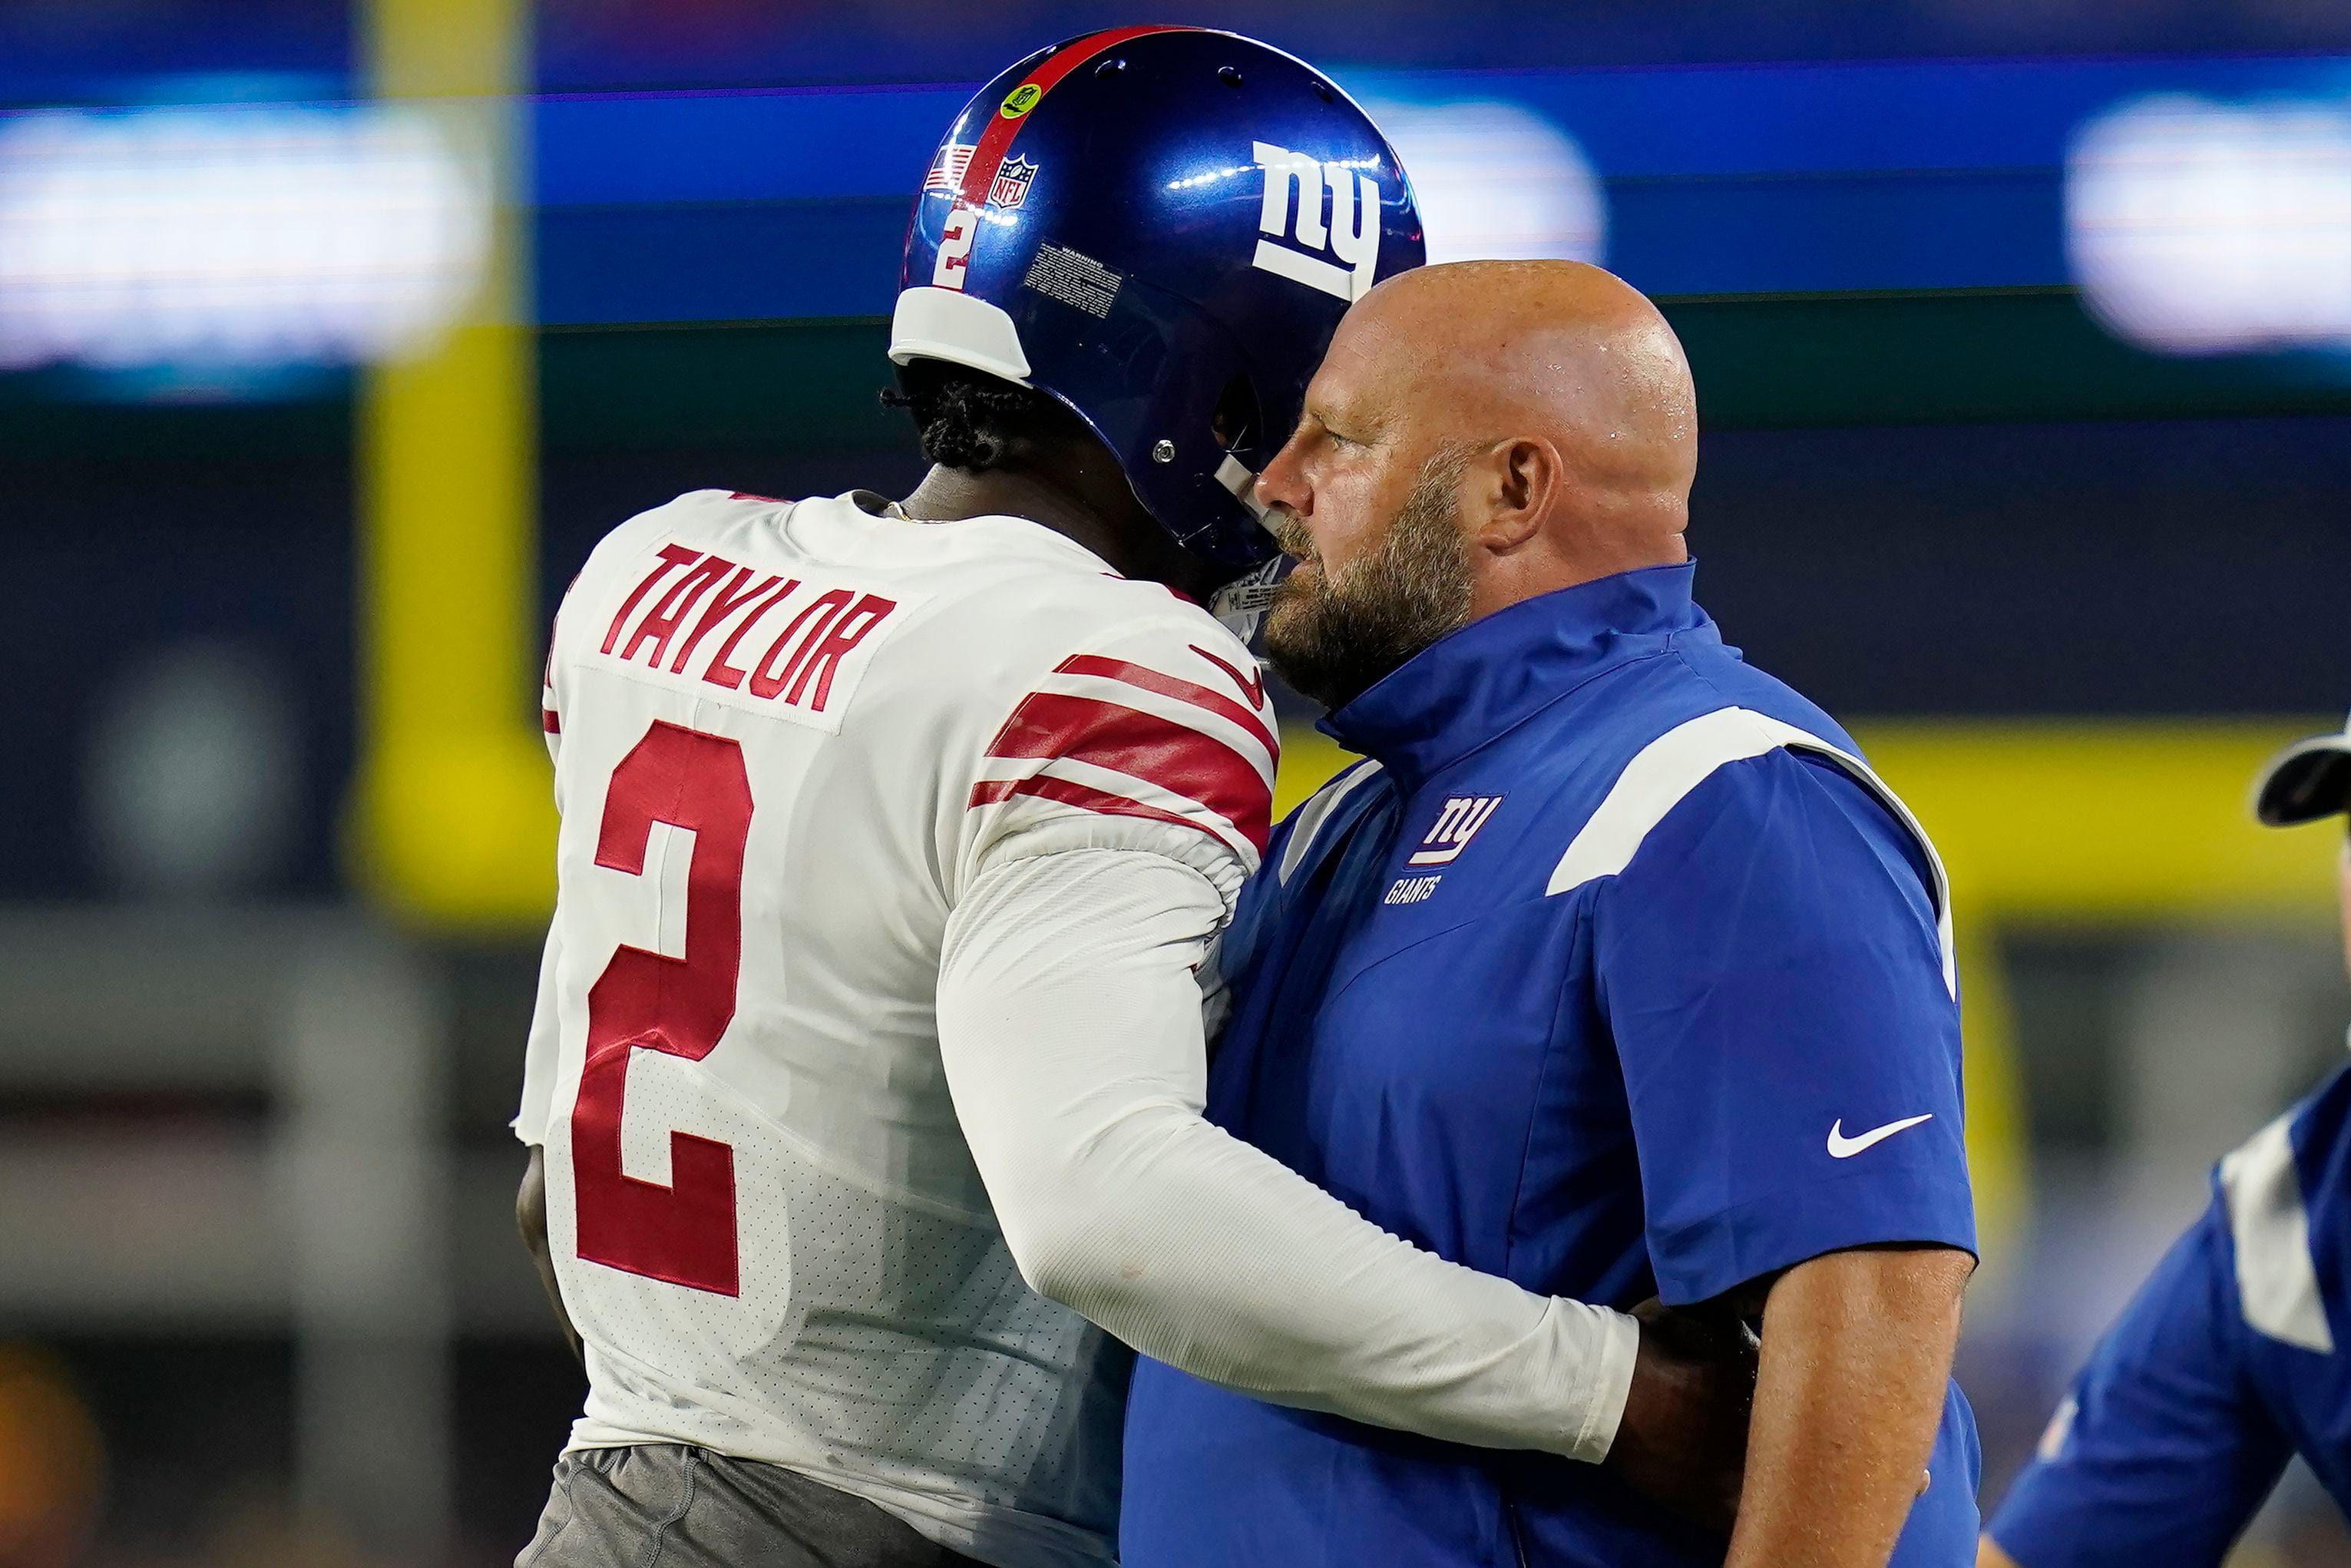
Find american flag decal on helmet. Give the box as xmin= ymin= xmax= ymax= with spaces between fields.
xmin=925 ymin=144 xmax=977 ymax=193
xmin=969 ymin=650 xmax=1278 ymax=861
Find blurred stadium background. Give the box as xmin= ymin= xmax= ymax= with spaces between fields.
xmin=5 ymin=0 xmax=2351 ymax=1562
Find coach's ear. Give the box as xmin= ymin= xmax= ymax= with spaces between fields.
xmin=1466 ymin=435 xmax=1563 ymax=557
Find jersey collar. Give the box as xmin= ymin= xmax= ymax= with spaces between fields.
xmin=1318 ymin=560 xmax=1714 ymax=789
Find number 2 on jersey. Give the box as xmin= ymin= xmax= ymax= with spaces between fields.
xmin=571 ymin=720 xmax=749 ymax=1296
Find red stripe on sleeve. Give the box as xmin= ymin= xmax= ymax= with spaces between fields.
xmin=1055 ymin=654 xmax=1278 ymax=757
xmin=542 ymin=710 xmax=561 ymax=735
xmin=967 ymin=776 xmax=1251 ymax=852
xmin=982 ymin=692 xmax=1271 ymax=851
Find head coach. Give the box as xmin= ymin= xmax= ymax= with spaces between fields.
xmin=1117 ymin=260 xmax=1979 ymax=1568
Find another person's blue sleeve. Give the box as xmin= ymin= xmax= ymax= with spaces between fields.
xmin=1592 ymin=748 xmax=1976 ymax=1305
xmin=1987 ymin=1195 xmax=2292 ymax=1567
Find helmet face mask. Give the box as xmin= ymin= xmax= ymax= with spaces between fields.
xmin=893 ymin=26 xmax=1426 ymax=579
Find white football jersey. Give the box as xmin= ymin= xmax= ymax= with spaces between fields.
xmin=514 ymin=488 xmax=1278 ymax=1568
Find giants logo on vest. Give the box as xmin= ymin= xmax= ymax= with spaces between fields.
xmin=1251 ymin=141 xmax=1381 ymax=303
xmin=1407 ymin=795 xmax=1503 ymax=867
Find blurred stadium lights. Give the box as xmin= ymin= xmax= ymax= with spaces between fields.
xmin=2068 ymin=93 xmax=2351 ymax=356
xmin=1362 ymin=98 xmax=1607 ymax=265
xmin=86 ymin=640 xmax=299 ymax=899
xmin=0 ymin=103 xmax=488 ymax=373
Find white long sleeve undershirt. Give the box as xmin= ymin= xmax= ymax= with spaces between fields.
xmin=934 ymin=843 xmax=1638 ymax=1463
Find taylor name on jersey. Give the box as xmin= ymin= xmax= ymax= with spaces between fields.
xmin=512 ymin=488 xmax=1276 ymax=1568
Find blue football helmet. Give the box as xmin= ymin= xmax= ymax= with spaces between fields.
xmin=892 ymin=26 xmax=1425 ymax=579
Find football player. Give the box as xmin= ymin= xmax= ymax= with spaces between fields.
xmin=511 ymin=29 xmax=1738 ymax=1568
xmin=1982 ymin=716 xmax=2351 ymax=1568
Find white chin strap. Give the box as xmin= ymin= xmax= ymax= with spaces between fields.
xmin=1209 ymin=554 xmax=1288 ymax=644
xmin=1206 ymin=452 xmax=1285 ymax=641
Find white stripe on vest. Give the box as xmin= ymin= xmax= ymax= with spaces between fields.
xmin=2220 ymin=1110 xmax=2336 ymax=1354
xmin=1543 ymin=706 xmax=1957 ymax=999
xmin=1279 ymin=759 xmax=1387 ymax=885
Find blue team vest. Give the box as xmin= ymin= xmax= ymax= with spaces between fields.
xmin=1123 ymin=562 xmax=1980 ymax=1568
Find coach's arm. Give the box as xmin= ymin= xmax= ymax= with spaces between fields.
xmin=1725 ymin=1245 xmax=1971 ymax=1568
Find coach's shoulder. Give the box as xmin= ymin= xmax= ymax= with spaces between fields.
xmin=1551 ymin=709 xmax=1930 ymax=899
xmin=1645 ymin=634 xmax=1861 ymax=749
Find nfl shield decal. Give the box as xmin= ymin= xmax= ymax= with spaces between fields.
xmin=990 ymin=156 xmax=1038 ymax=211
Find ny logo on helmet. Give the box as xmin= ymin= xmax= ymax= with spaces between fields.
xmin=1251 ymin=141 xmax=1381 ymax=303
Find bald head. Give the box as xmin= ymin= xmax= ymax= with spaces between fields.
xmin=1255 ymin=260 xmax=1700 ymax=708
xmin=1351 ymin=260 xmax=1695 ymax=521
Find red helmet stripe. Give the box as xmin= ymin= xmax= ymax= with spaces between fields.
xmin=954 ymin=25 xmax=1195 ymax=211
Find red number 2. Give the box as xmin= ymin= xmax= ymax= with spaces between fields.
xmin=570 ymin=720 xmax=750 ymax=1297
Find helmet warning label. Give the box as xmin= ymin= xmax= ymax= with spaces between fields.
xmin=1023 ymin=244 xmax=1122 ymax=318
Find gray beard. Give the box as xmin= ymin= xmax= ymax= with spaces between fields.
xmin=1262 ymin=447 xmax=1477 ymax=713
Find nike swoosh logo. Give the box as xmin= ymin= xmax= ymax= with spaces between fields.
xmin=1827 ymin=1113 xmax=1935 ymax=1159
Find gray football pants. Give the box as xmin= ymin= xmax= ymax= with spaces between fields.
xmin=520 ymin=1444 xmax=984 ymax=1568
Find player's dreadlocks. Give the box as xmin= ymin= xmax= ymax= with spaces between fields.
xmin=881 ymin=360 xmax=1075 ymax=472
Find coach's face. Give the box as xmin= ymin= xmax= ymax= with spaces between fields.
xmin=1254 ymin=303 xmax=1476 ymax=710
